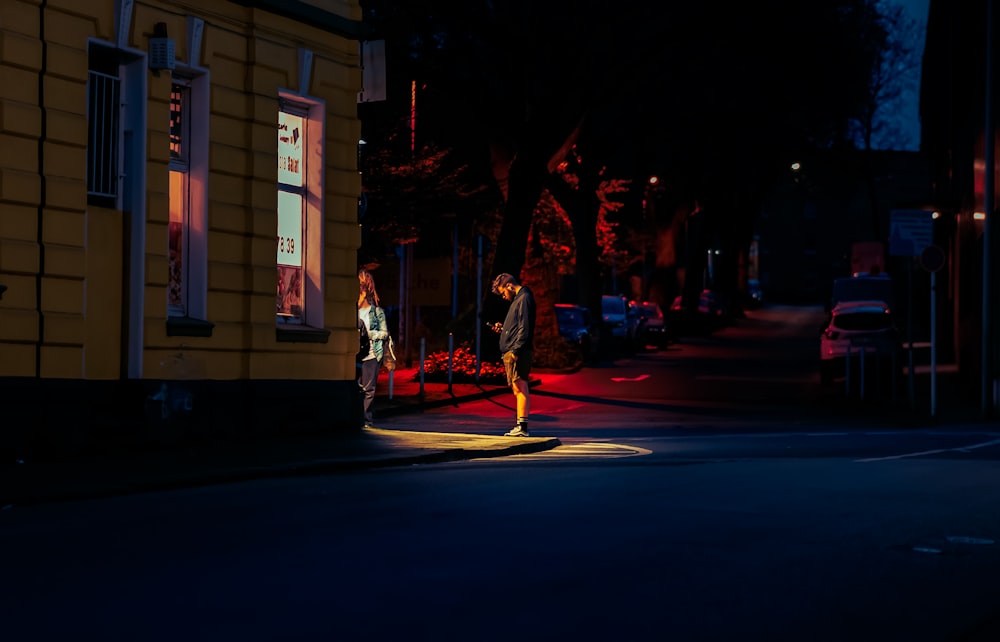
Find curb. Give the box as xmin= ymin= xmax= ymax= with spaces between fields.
xmin=3 ymin=432 xmax=563 ymax=506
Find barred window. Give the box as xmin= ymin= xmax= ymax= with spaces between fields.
xmin=87 ymin=46 xmax=121 ymax=206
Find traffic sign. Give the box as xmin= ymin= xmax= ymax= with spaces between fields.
xmin=920 ymin=245 xmax=946 ymax=273
xmin=889 ymin=209 xmax=934 ymax=257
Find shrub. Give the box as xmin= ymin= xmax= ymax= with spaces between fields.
xmin=416 ymin=338 xmax=581 ymax=383
xmin=417 ymin=344 xmax=506 ymax=384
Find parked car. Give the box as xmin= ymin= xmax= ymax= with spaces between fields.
xmin=671 ymin=289 xmax=730 ymax=318
xmin=636 ymin=301 xmax=668 ymax=349
xmin=601 ymin=295 xmax=639 ymax=351
xmin=555 ymin=303 xmax=595 ymax=356
xmin=830 ymin=273 xmax=894 ymax=310
xmin=819 ymin=299 xmax=901 ymax=385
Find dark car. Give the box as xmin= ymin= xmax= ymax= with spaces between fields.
xmin=601 ymin=295 xmax=640 ymax=352
xmin=555 ymin=303 xmax=595 ymax=356
xmin=668 ymin=289 xmax=738 ymax=337
xmin=636 ymin=301 xmax=669 ymax=349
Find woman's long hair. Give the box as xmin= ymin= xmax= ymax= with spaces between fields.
xmin=358 ymin=269 xmax=380 ymax=307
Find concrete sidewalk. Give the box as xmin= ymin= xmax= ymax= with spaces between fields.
xmin=1 ymin=366 xmax=561 ymax=507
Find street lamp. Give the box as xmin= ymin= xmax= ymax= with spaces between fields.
xmin=642 ymin=176 xmax=661 ymax=299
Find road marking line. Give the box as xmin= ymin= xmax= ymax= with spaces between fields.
xmin=855 ymin=438 xmax=1000 ymax=462
xmin=946 ymin=535 xmax=994 ymax=545
xmin=696 ymin=375 xmax=809 ymax=383
xmin=610 ymin=374 xmax=650 ymax=382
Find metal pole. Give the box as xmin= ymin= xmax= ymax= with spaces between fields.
xmin=845 ymin=347 xmax=852 ymax=397
xmin=475 ymin=235 xmax=483 ymax=382
xmin=983 ymin=0 xmax=995 ymax=416
xmin=860 ymin=347 xmax=866 ymax=402
xmin=451 ymin=223 xmax=458 ymax=395
xmin=452 ymin=222 xmax=458 ymax=319
xmin=931 ymin=270 xmax=938 ymax=417
xmin=418 ymin=337 xmax=426 ymax=400
xmin=907 ymin=261 xmax=915 ymax=409
xmin=397 ymin=244 xmax=406 ymax=367
xmin=447 ymin=332 xmax=454 ymax=395
xmin=405 ymin=243 xmax=414 ymax=368
xmin=892 ymin=347 xmax=898 ymax=403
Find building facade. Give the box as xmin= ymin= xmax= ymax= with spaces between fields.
xmin=0 ymin=0 xmax=366 ymax=458
xmin=922 ymin=0 xmax=1000 ymax=413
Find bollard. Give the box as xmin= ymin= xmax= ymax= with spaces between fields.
xmin=892 ymin=349 xmax=897 ymax=403
xmin=845 ymin=347 xmax=852 ymax=397
xmin=447 ymin=333 xmax=454 ymax=395
xmin=859 ymin=347 xmax=866 ymax=401
xmin=418 ymin=337 xmax=426 ymax=400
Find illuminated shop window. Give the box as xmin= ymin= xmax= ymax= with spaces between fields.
xmin=166 ymin=72 xmax=211 ymax=336
xmin=277 ymin=108 xmax=306 ymax=322
xmin=275 ymin=94 xmax=325 ymax=336
xmin=169 ymin=80 xmax=190 ymax=314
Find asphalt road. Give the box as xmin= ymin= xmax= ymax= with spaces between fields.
xmin=3 ymin=303 xmax=999 ymax=641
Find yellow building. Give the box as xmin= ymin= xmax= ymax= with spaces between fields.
xmin=0 ymin=0 xmax=366 ymax=457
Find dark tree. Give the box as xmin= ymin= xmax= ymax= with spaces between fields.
xmin=359 ymin=0 xmax=899 ymax=330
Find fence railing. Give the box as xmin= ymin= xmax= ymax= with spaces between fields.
xmin=841 ymin=341 xmax=898 ymax=402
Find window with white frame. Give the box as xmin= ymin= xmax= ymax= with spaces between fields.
xmin=165 ymin=71 xmax=211 ymax=336
xmin=275 ymin=93 xmax=327 ymax=339
xmin=275 ymin=93 xmax=325 ymax=338
xmin=277 ymin=106 xmax=306 ymax=323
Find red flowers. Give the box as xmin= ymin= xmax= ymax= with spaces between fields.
xmin=418 ymin=344 xmax=505 ymax=383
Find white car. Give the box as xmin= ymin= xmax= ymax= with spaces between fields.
xmin=819 ymin=299 xmax=900 ymax=385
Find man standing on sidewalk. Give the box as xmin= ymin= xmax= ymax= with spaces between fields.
xmin=489 ymin=273 xmax=536 ymax=437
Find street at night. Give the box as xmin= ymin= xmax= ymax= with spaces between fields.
xmin=4 ymin=304 xmax=1000 ymax=642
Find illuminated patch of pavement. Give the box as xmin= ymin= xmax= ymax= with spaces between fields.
xmin=480 ymin=442 xmax=652 ymax=461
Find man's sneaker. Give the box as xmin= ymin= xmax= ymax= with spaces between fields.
xmin=504 ymin=425 xmax=529 ymax=437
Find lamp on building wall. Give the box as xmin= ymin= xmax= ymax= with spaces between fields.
xmin=149 ymin=22 xmax=176 ymax=72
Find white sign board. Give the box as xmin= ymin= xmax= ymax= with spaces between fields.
xmin=889 ymin=209 xmax=933 ymax=257
xmin=277 ymin=111 xmax=303 ymax=187
xmin=276 ymin=191 xmax=302 ymax=267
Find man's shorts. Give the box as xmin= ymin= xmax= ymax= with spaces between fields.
xmin=502 ymin=350 xmax=532 ymax=387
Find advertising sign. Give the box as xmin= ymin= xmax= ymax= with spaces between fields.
xmin=277 ymin=111 xmax=303 ymax=187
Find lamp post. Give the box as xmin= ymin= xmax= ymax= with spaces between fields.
xmin=643 ymin=175 xmax=660 ymax=299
